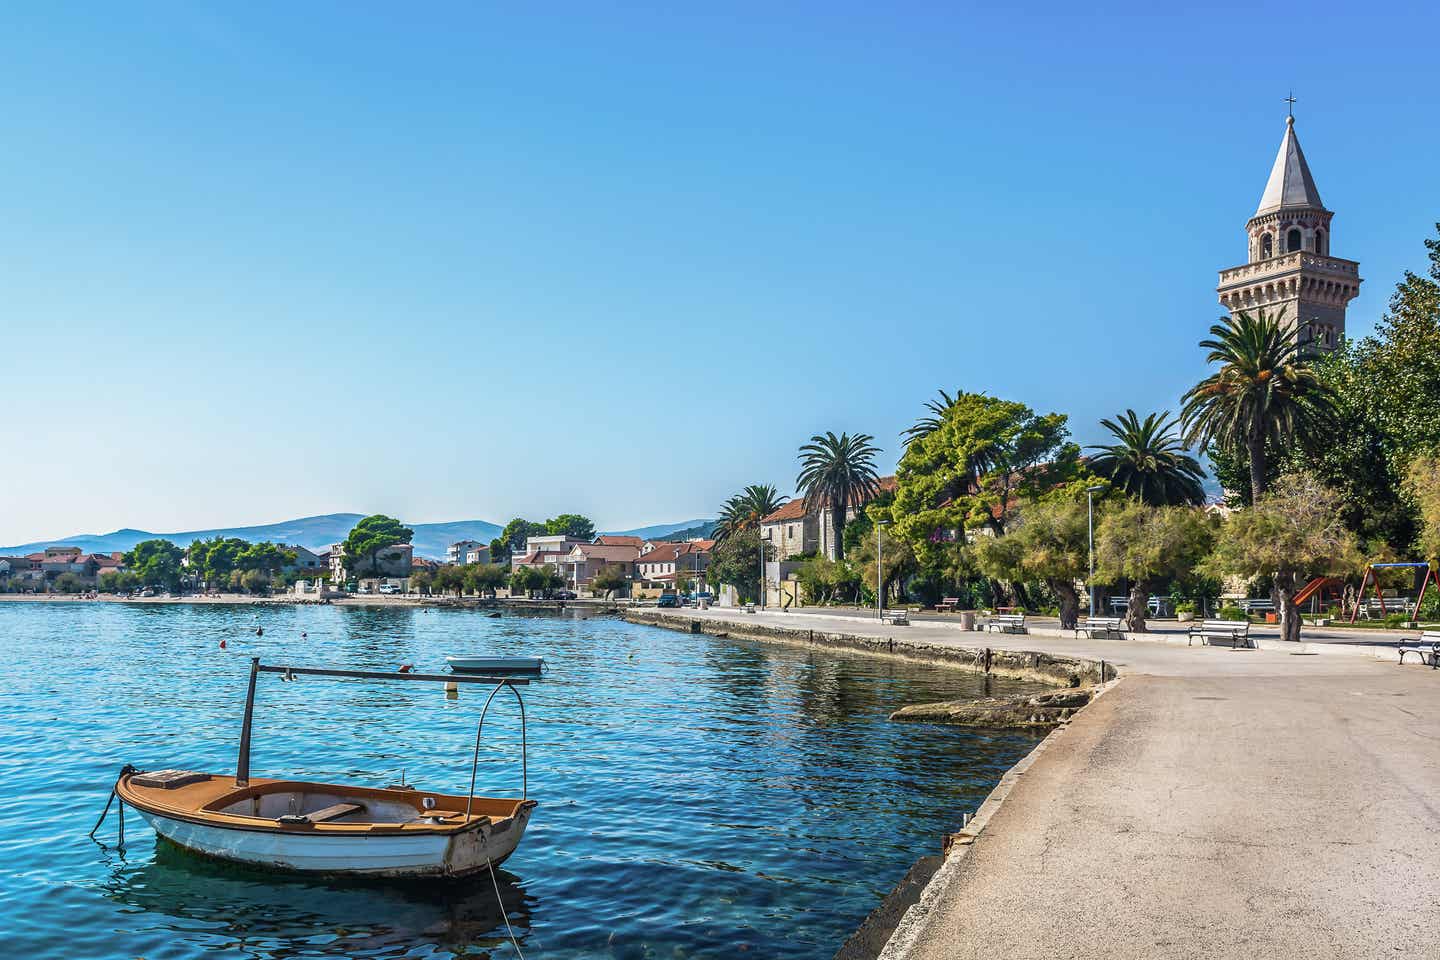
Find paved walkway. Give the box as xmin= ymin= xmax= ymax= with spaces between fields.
xmin=656 ymin=609 xmax=1440 ymax=959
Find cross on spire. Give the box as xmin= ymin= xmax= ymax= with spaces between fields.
xmin=1285 ymin=92 xmax=1297 ymax=118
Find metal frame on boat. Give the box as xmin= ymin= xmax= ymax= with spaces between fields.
xmin=102 ymin=656 xmax=541 ymax=879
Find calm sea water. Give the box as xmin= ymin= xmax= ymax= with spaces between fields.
xmin=0 ymin=602 xmax=1043 ymax=960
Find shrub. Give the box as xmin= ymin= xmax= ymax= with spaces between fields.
xmin=1217 ymin=605 xmax=1248 ymax=621
xmin=1175 ymin=600 xmax=1196 ymax=614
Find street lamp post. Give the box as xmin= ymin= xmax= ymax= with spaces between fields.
xmin=1086 ymin=485 xmax=1104 ymax=619
xmin=758 ymin=531 xmax=766 ymax=610
xmin=876 ymin=520 xmax=890 ymax=620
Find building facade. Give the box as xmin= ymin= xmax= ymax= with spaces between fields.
xmin=447 ymin=540 xmax=484 ymax=565
xmin=1216 ymin=114 xmax=1361 ymax=352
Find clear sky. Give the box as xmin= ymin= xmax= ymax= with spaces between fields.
xmin=2 ymin=1 xmax=1437 ymax=544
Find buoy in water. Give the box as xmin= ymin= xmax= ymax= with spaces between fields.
xmin=219 ymin=639 xmax=227 ymax=649
xmin=444 ymin=680 xmax=458 ymax=699
xmin=255 ymin=627 xmax=263 ymax=636
xmin=398 ymin=663 xmax=414 ymax=673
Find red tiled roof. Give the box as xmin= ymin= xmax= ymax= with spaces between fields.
xmin=760 ymin=476 xmax=896 ymax=524
xmin=637 ymin=541 xmax=711 ymax=564
xmin=594 ymin=535 xmax=644 ymax=547
xmin=566 ymin=543 xmax=641 ymax=562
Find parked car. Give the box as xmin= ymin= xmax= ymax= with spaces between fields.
xmin=553 ymin=590 xmax=577 ymax=600
xmin=657 ymin=593 xmax=680 ymax=608
xmin=378 ymin=583 xmax=402 ymax=595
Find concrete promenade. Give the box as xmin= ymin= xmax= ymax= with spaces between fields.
xmin=651 ymin=607 xmax=1440 ymax=959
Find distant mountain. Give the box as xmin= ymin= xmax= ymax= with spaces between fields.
xmin=605 ymin=519 xmax=715 ymax=540
xmin=648 ymin=520 xmax=717 ymax=542
xmin=0 ymin=514 xmax=503 ymax=560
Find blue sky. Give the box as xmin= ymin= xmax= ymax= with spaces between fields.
xmin=2 ymin=1 xmax=1437 ymax=544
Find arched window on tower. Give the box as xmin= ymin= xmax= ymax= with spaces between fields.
xmin=1316 ymin=228 xmax=1326 ymax=256
xmin=1286 ymin=228 xmax=1302 ymax=253
xmin=1260 ymin=233 xmax=1273 ymax=259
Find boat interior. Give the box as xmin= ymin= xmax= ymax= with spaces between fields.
xmin=120 ymin=772 xmax=531 ymax=831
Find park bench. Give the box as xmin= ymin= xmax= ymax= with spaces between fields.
xmin=934 ymin=597 xmax=960 ymax=612
xmin=880 ymin=610 xmax=910 ymax=626
xmin=742 ymin=603 xmax=756 ymax=614
xmin=1075 ymin=617 xmax=1123 ymax=639
xmin=982 ymin=613 xmax=1027 ymax=634
xmin=1398 ymin=631 xmax=1440 ymax=668
xmin=1188 ymin=618 xmax=1253 ymax=649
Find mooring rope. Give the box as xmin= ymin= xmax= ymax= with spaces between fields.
xmin=487 ymin=857 xmax=526 ymax=959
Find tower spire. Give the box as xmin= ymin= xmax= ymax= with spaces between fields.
xmin=1285 ymin=91 xmax=1296 ymax=119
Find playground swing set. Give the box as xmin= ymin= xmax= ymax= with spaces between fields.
xmin=1347 ymin=561 xmax=1438 ymax=624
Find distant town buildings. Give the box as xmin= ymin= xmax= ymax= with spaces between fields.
xmin=447 ymin=539 xmax=484 ymax=564
xmin=634 ymin=541 xmax=713 ymax=597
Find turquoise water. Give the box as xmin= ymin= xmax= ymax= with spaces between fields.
xmin=0 ymin=602 xmax=1043 ymax=959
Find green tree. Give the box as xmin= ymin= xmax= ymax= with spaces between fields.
xmin=591 ymin=563 xmax=629 ymax=597
xmin=493 ymin=518 xmax=546 ymax=564
xmin=795 ymin=431 xmax=882 ymax=562
xmin=1088 ymin=410 xmax=1206 ymax=506
xmin=1182 ymin=309 xmax=1339 ymax=503
xmin=714 ymin=484 xmax=788 ymax=541
xmin=846 ymin=525 xmax=916 ymax=607
xmin=708 ymin=528 xmax=769 ymax=603
xmin=545 ymin=514 xmax=596 ymax=540
xmin=240 ymin=569 xmax=271 ymax=595
xmin=973 ymin=499 xmax=1090 ymax=628
xmin=509 ymin=564 xmax=561 ymax=598
xmin=892 ymin=391 xmax=1079 ymax=564
xmin=53 ymin=572 xmax=86 ymax=594
xmin=1404 ymin=455 xmax=1440 ymax=561
xmin=1203 ymin=473 xmax=1362 ymax=643
xmin=795 ymin=555 xmax=857 ymax=605
xmin=410 ymin=569 xmax=434 ymax=595
xmin=236 ymin=541 xmax=295 ymax=574
xmin=471 ymin=563 xmax=510 ymax=597
xmin=125 ymin=539 xmax=184 ymax=590
xmin=341 ymin=515 xmax=414 ymax=578
xmin=1094 ymin=503 xmax=1215 ymax=632
xmin=434 ymin=564 xmax=465 ymax=597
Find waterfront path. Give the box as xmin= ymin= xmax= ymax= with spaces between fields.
xmin=649 ymin=608 xmax=1440 ymax=959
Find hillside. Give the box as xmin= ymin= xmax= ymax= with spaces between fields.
xmin=0 ymin=515 xmax=503 ymax=559
xmin=1 ymin=515 xmax=717 ymax=558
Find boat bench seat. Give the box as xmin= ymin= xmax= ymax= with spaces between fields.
xmin=277 ymin=802 xmax=364 ymax=825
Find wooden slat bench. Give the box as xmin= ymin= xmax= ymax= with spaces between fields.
xmin=277 ymin=802 xmax=364 ymax=826
xmin=742 ymin=603 xmax=756 ymax=614
xmin=1188 ymin=619 xmax=1253 ymax=649
xmin=934 ymin=597 xmax=960 ymax=612
xmin=982 ymin=613 xmax=1027 ymax=634
xmin=1398 ymin=631 xmax=1440 ymax=668
xmin=880 ymin=610 xmax=910 ymax=626
xmin=1075 ymin=617 xmax=1123 ymax=639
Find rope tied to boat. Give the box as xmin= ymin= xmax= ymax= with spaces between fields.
xmin=487 ymin=858 xmax=526 ymax=959
xmin=88 ymin=763 xmax=137 ymax=847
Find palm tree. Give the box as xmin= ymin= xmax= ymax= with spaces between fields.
xmin=1088 ymin=410 xmax=1207 ymax=506
xmin=1181 ymin=309 xmax=1339 ymax=503
xmin=714 ymin=484 xmax=788 ymax=541
xmin=795 ymin=432 xmax=881 ymax=561
xmin=903 ymin=389 xmax=961 ymax=447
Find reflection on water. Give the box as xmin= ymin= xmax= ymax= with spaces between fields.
xmin=0 ymin=602 xmax=1045 ymax=959
xmin=101 ymin=841 xmax=531 ymax=958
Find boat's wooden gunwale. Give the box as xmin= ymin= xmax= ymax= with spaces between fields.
xmin=116 ymin=772 xmax=532 ymax=838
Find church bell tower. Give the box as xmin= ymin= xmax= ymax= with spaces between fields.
xmin=1216 ymin=111 xmax=1361 ymax=352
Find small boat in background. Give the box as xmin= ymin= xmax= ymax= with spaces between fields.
xmin=447 ymin=655 xmax=545 ymax=676
xmin=105 ymin=658 xmax=537 ymax=879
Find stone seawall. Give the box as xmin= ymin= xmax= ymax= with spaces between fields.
xmin=623 ymin=609 xmax=1114 ymax=687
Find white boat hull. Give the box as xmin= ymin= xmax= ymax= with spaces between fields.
xmin=134 ymin=804 xmax=532 ymax=878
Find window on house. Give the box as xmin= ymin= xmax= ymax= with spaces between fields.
xmin=1286 ymin=228 xmax=1302 ymax=253
xmin=1260 ymin=233 xmax=1272 ymax=259
xmin=1315 ymin=229 xmax=1326 ymax=256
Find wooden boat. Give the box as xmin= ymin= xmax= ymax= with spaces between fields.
xmin=446 ymin=655 xmax=545 ymax=676
xmin=108 ymin=658 xmax=537 ymax=879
